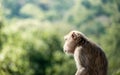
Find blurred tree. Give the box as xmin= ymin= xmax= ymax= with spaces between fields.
xmin=0 ymin=18 xmax=75 ymax=75
xmin=100 ymin=0 xmax=120 ymax=75
xmin=2 ymin=0 xmax=23 ymax=18
xmin=0 ymin=0 xmax=5 ymax=50
xmin=101 ymin=25 xmax=120 ymax=75
xmin=20 ymin=3 xmax=45 ymax=19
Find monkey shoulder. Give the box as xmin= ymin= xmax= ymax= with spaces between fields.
xmin=78 ymin=41 xmax=107 ymax=65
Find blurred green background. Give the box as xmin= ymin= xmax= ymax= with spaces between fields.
xmin=0 ymin=0 xmax=120 ymax=75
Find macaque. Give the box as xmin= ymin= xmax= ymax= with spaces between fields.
xmin=63 ymin=30 xmax=108 ymax=75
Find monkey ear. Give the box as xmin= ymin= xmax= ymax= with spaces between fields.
xmin=72 ymin=32 xmax=77 ymax=40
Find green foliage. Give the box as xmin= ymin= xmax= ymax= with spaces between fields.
xmin=20 ymin=3 xmax=45 ymax=19
xmin=0 ymin=19 xmax=74 ymax=75
xmin=1 ymin=0 xmax=120 ymax=75
xmin=101 ymin=25 xmax=120 ymax=75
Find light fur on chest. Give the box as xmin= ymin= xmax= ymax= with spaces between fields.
xmin=74 ymin=46 xmax=83 ymax=70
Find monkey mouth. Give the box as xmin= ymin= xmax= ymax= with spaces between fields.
xmin=64 ymin=51 xmax=73 ymax=55
xmin=63 ymin=49 xmax=74 ymax=55
xmin=64 ymin=50 xmax=68 ymax=53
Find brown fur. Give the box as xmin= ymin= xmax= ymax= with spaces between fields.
xmin=63 ymin=30 xmax=108 ymax=75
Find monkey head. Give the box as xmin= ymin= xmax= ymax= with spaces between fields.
xmin=63 ymin=30 xmax=86 ymax=54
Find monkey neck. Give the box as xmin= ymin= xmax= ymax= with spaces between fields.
xmin=77 ymin=39 xmax=89 ymax=48
xmin=74 ymin=41 xmax=90 ymax=69
xmin=74 ymin=46 xmax=83 ymax=69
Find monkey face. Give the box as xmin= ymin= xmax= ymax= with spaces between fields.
xmin=63 ymin=31 xmax=86 ymax=54
xmin=63 ymin=31 xmax=81 ymax=54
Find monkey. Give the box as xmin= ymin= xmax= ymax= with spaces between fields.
xmin=63 ymin=30 xmax=108 ymax=75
